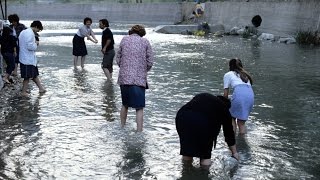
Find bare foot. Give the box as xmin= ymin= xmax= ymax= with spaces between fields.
xmin=21 ymin=92 xmax=29 ymax=97
xmin=39 ymin=89 xmax=47 ymax=94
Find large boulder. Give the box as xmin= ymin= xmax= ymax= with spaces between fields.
xmin=154 ymin=25 xmax=199 ymax=34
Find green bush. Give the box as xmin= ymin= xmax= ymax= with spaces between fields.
xmin=295 ymin=30 xmax=320 ymax=45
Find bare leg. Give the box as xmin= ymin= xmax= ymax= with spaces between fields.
xmin=13 ymin=63 xmax=18 ymax=76
xmin=21 ymin=79 xmax=30 ymax=96
xmin=182 ymin=156 xmax=193 ymax=162
xmin=120 ymin=105 xmax=128 ymax=128
xmin=136 ymin=108 xmax=144 ymax=132
xmin=80 ymin=56 xmax=86 ymax=68
xmin=73 ymin=56 xmax=78 ymax=68
xmin=232 ymin=118 xmax=237 ymax=135
xmin=237 ymin=120 xmax=246 ymax=134
xmin=32 ymin=76 xmax=46 ymax=93
xmin=102 ymin=68 xmax=112 ymax=81
xmin=200 ymin=159 xmax=212 ymax=166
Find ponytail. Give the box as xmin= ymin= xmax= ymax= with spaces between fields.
xmin=229 ymin=59 xmax=253 ymax=85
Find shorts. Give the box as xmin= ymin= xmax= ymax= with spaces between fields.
xmin=102 ymin=49 xmax=115 ymax=73
xmin=20 ymin=63 xmax=39 ymax=79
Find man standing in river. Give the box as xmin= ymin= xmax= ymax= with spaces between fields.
xmin=99 ymin=18 xmax=115 ymax=81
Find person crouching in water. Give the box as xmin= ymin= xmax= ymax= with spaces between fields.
xmin=175 ymin=93 xmax=239 ymax=166
xmin=19 ymin=20 xmax=46 ymax=96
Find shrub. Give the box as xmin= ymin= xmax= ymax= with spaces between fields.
xmin=295 ymin=30 xmax=320 ymax=45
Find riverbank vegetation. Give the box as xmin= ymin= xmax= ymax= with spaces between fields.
xmin=295 ymin=30 xmax=320 ymax=46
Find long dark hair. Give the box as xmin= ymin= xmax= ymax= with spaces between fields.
xmin=229 ymin=58 xmax=253 ymax=85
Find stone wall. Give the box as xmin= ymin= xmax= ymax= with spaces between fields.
xmin=6 ymin=0 xmax=320 ymax=36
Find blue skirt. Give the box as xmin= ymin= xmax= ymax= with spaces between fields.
xmin=230 ymin=84 xmax=254 ymax=120
xmin=120 ymin=85 xmax=145 ymax=109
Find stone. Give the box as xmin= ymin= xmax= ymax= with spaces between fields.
xmin=230 ymin=27 xmax=240 ymax=35
xmin=258 ymin=33 xmax=275 ymax=41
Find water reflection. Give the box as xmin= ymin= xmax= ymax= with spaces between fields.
xmin=236 ymin=135 xmax=252 ymax=163
xmin=1 ymin=20 xmax=320 ymax=179
xmin=0 ymin=95 xmax=41 ymax=179
xmin=118 ymin=134 xmax=147 ymax=179
xmin=73 ymin=68 xmax=90 ymax=93
xmin=101 ymin=81 xmax=116 ymax=122
xmin=178 ymin=163 xmax=210 ymax=180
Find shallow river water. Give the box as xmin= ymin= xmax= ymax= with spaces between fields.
xmin=0 ymin=21 xmax=320 ymax=179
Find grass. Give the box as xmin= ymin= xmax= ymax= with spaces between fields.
xmin=295 ymin=30 xmax=320 ymax=45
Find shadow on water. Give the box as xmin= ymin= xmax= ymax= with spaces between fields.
xmin=0 ymin=95 xmax=42 ymax=179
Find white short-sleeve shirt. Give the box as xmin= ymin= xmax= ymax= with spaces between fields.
xmin=223 ymin=71 xmax=251 ymax=89
xmin=76 ymin=25 xmax=92 ymax=37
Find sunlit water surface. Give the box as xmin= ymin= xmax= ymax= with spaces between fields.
xmin=0 ymin=21 xmax=320 ymax=179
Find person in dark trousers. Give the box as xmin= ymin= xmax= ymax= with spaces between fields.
xmin=0 ymin=26 xmax=17 ymax=84
xmin=99 ymin=18 xmax=115 ymax=81
xmin=175 ymin=93 xmax=239 ymax=166
xmin=8 ymin=14 xmax=26 ymax=76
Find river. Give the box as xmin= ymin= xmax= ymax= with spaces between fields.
xmin=0 ymin=20 xmax=319 ymax=179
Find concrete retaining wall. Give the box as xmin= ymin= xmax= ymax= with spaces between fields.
xmin=7 ymin=2 xmax=182 ymax=24
xmin=6 ymin=0 xmax=320 ymax=36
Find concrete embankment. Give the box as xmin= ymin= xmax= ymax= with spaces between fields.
xmin=6 ymin=0 xmax=320 ymax=36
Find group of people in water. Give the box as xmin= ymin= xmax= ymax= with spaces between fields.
xmin=72 ymin=17 xmax=255 ymax=166
xmin=1 ymin=15 xmax=254 ymax=167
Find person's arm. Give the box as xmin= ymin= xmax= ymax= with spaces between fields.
xmin=13 ymin=47 xmax=17 ymax=57
xmin=145 ymin=40 xmax=154 ymax=71
xmin=102 ymin=39 xmax=111 ymax=54
xmin=224 ymin=88 xmax=229 ymax=98
xmin=223 ymin=73 xmax=230 ymax=98
xmin=116 ymin=40 xmax=123 ymax=67
xmin=222 ymin=109 xmax=239 ymax=161
xmin=89 ymin=29 xmax=98 ymax=43
xmin=26 ymin=31 xmax=37 ymax=51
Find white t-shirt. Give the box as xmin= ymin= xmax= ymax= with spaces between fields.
xmin=76 ymin=25 xmax=93 ymax=37
xmin=19 ymin=28 xmax=38 ymax=66
xmin=223 ymin=71 xmax=251 ymax=89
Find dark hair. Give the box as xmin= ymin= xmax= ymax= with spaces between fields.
xmin=99 ymin=19 xmax=109 ymax=27
xmin=130 ymin=25 xmax=146 ymax=37
xmin=8 ymin=14 xmax=20 ymax=23
xmin=2 ymin=26 xmax=13 ymax=37
xmin=229 ymin=58 xmax=253 ymax=85
xmin=83 ymin=17 xmax=92 ymax=24
xmin=252 ymin=15 xmax=262 ymax=27
xmin=31 ymin=20 xmax=43 ymax=31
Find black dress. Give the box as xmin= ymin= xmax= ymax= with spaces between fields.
xmin=175 ymin=93 xmax=235 ymax=159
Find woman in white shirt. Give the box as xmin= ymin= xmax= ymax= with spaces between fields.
xmin=223 ymin=59 xmax=254 ymax=134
